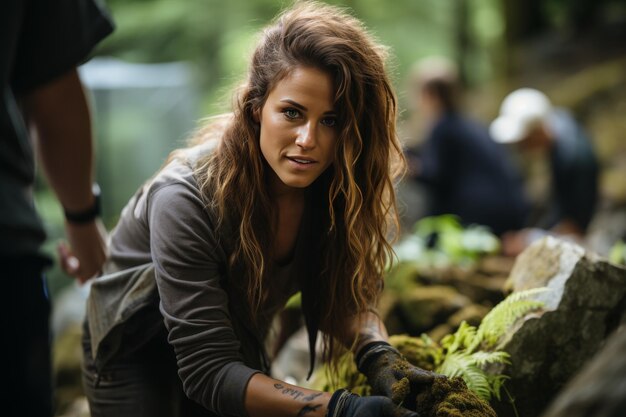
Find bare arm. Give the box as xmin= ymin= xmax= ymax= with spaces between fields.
xmin=245 ymin=373 xmax=418 ymax=417
xmin=246 ymin=374 xmax=331 ymax=417
xmin=21 ymin=68 xmax=107 ymax=282
xmin=350 ymin=310 xmax=390 ymax=355
xmin=552 ymin=218 xmax=584 ymax=238
xmin=502 ymin=219 xmax=585 ymax=257
xmin=243 ymin=312 xmax=390 ymax=417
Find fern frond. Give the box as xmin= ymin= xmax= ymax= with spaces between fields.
xmin=500 ymin=287 xmax=551 ymax=303
xmin=461 ymin=365 xmax=494 ymax=401
xmin=470 ymin=351 xmax=511 ymax=367
xmin=441 ymin=321 xmax=477 ymax=354
xmin=457 ymin=321 xmax=478 ymax=351
xmin=307 ymin=289 xmax=548 ymax=404
xmin=474 ymin=288 xmax=549 ymax=350
xmin=437 ymin=351 xmax=473 ymax=378
xmin=488 ymin=374 xmax=510 ymax=401
xmin=437 ymin=352 xmax=493 ymax=400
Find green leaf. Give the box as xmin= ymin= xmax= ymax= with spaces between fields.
xmin=442 ymin=321 xmax=477 ymax=354
xmin=437 ymin=352 xmax=493 ymax=401
xmin=470 ymin=351 xmax=511 ymax=367
xmin=284 ymin=291 xmax=301 ymax=310
xmin=488 ymin=374 xmax=510 ymax=401
xmin=609 ymin=240 xmax=626 ymax=265
xmin=475 ymin=288 xmax=550 ymax=349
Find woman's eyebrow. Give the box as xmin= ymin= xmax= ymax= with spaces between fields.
xmin=280 ymin=99 xmax=336 ymax=115
xmin=280 ymin=99 xmax=307 ymax=111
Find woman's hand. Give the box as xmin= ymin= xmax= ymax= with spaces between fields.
xmin=327 ymin=389 xmax=418 ymax=417
xmin=356 ymin=342 xmax=442 ymax=407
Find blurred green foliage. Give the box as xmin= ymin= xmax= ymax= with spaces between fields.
xmin=609 ymin=240 xmax=626 ymax=265
xmin=393 ymin=215 xmax=500 ymax=272
xmin=41 ymin=0 xmax=508 ymax=297
xmin=97 ymin=0 xmax=507 ymax=114
xmin=37 ymin=0 xmax=622 ymax=296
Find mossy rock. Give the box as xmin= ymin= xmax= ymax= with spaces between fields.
xmin=389 ymin=334 xmax=439 ymax=371
xmin=415 ymin=377 xmax=497 ymax=417
xmin=399 ymin=285 xmax=471 ymax=332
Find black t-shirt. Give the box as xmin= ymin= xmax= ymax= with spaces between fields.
xmin=408 ymin=112 xmax=530 ymax=236
xmin=1 ymin=0 xmax=113 ymax=258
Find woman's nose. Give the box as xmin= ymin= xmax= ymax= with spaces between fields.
xmin=295 ymin=122 xmax=316 ymax=149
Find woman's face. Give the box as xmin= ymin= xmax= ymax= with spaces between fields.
xmin=259 ymin=66 xmax=338 ymax=194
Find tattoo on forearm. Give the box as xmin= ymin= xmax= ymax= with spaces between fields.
xmin=274 ymin=383 xmax=309 ymax=401
xmin=297 ymin=404 xmax=322 ymax=416
xmin=274 ymin=383 xmax=324 ymax=415
xmin=303 ymin=393 xmax=322 ymax=401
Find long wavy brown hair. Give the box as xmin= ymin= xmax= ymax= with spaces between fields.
xmin=193 ymin=0 xmax=405 ymax=365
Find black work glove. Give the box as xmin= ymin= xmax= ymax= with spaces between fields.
xmin=356 ymin=342 xmax=440 ymax=408
xmin=326 ymin=389 xmax=419 ymax=417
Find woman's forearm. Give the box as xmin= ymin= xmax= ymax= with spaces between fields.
xmin=245 ymin=373 xmax=332 ymax=417
xmin=243 ymin=313 xmax=391 ymax=416
xmin=351 ymin=311 xmax=389 ymax=354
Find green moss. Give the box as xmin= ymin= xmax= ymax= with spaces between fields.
xmin=391 ymin=377 xmax=411 ymax=404
xmin=391 ymin=358 xmax=410 ymax=374
xmin=415 ymin=377 xmax=497 ymax=417
xmin=389 ymin=334 xmax=440 ymax=370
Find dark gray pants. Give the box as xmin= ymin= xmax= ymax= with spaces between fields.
xmin=82 ymin=325 xmax=208 ymax=417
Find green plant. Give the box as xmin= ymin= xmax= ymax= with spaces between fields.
xmin=609 ymin=240 xmax=626 ymax=265
xmin=284 ymin=291 xmax=302 ymax=310
xmin=471 ymin=287 xmax=548 ymax=350
xmin=393 ymin=215 xmax=500 ymax=271
xmin=437 ymin=287 xmax=549 ymax=401
xmin=306 ymin=288 xmax=549 ymax=403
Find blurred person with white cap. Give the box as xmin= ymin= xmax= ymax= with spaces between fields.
xmin=404 ymin=57 xmax=529 ymax=236
xmin=490 ymin=88 xmax=599 ymax=255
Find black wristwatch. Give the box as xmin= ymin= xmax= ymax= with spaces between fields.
xmin=63 ymin=183 xmax=102 ymax=224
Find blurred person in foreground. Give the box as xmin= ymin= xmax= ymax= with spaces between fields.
xmin=81 ymin=2 xmax=439 ymax=417
xmin=2 ymin=0 xmax=113 ymax=415
xmin=404 ymin=56 xmax=529 ymax=236
xmin=490 ymin=88 xmax=599 ymax=256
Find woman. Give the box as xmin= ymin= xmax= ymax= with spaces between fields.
xmin=82 ymin=2 xmax=437 ymax=416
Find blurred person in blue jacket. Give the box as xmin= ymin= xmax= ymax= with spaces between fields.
xmin=490 ymin=88 xmax=599 ymax=255
xmin=405 ymin=57 xmax=530 ymax=237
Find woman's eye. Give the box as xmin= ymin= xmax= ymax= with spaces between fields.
xmin=283 ymin=108 xmax=300 ymax=119
xmin=321 ymin=117 xmax=337 ymax=127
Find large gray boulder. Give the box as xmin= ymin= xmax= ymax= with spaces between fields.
xmin=492 ymin=237 xmax=626 ymax=417
xmin=540 ymin=325 xmax=626 ymax=417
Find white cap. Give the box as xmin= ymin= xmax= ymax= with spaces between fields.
xmin=490 ymin=88 xmax=552 ymax=144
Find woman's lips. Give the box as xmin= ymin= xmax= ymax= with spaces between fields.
xmin=285 ymin=155 xmax=318 ymax=169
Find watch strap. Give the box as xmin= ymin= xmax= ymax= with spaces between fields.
xmin=63 ymin=183 xmax=102 ymax=224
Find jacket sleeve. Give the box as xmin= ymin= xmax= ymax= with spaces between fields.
xmin=148 ymin=181 xmax=259 ymax=417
